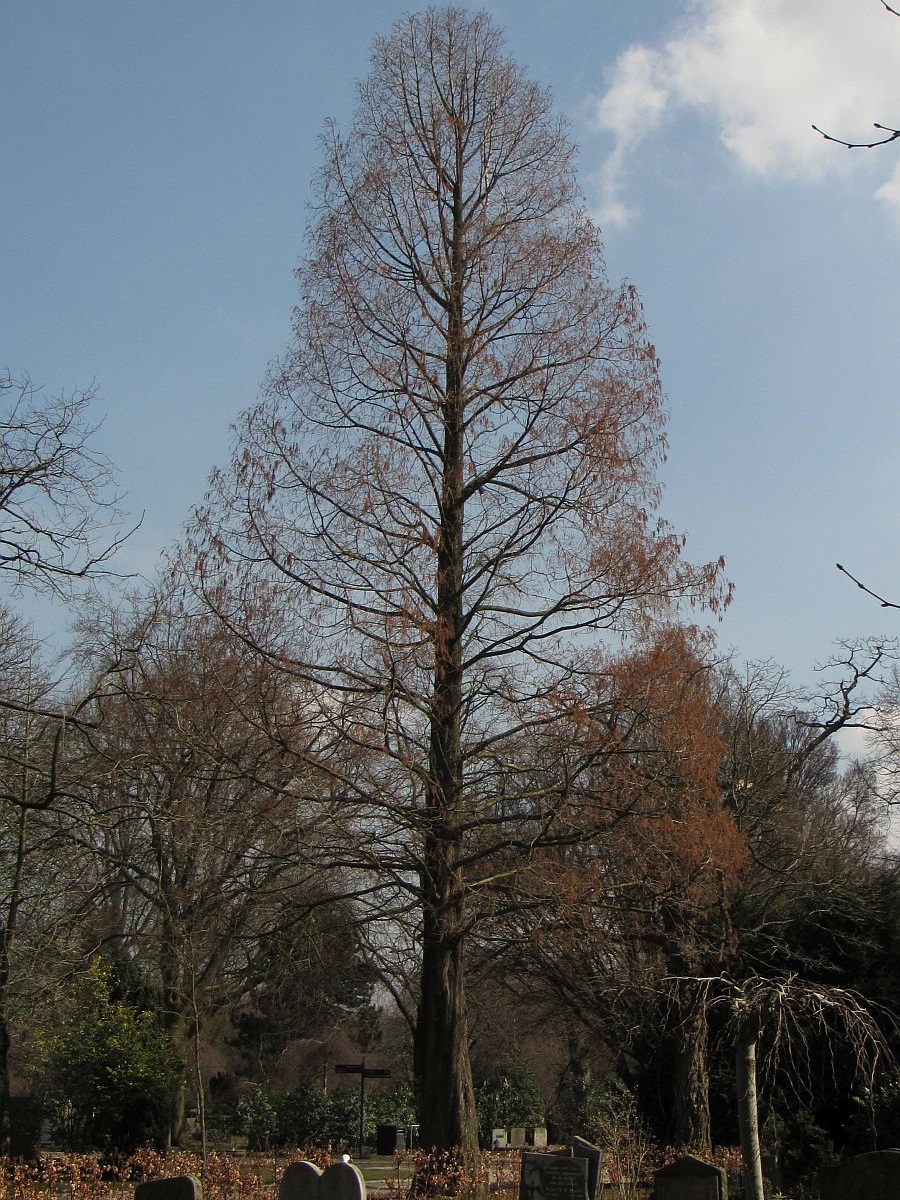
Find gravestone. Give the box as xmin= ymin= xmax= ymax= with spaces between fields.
xmin=135 ymin=1178 xmax=201 ymax=1200
xmin=519 ymin=1152 xmax=588 ymax=1200
xmin=493 ymin=1129 xmax=509 ymax=1149
xmin=571 ymin=1137 xmax=603 ymax=1200
xmin=510 ymin=1127 xmax=526 ymax=1148
xmin=279 ymin=1161 xmax=367 ymax=1200
xmin=818 ymin=1149 xmax=900 ymax=1200
xmin=653 ymin=1155 xmax=726 ymax=1200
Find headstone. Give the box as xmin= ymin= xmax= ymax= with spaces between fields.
xmin=653 ymin=1155 xmax=726 ymax=1200
xmin=519 ymin=1152 xmax=588 ymax=1200
xmin=818 ymin=1149 xmax=900 ymax=1200
xmin=135 ymin=1178 xmax=202 ymax=1200
xmin=279 ymin=1161 xmax=367 ymax=1200
xmin=571 ymin=1137 xmax=603 ymax=1200
xmin=493 ymin=1128 xmax=509 ymax=1149
xmin=532 ymin=1126 xmax=548 ymax=1149
xmin=510 ymin=1127 xmax=527 ymax=1148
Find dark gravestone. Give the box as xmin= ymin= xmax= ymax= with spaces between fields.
xmin=135 ymin=1178 xmax=201 ymax=1200
xmin=653 ymin=1155 xmax=726 ymax=1200
xmin=818 ymin=1149 xmax=900 ymax=1200
xmin=279 ymin=1161 xmax=367 ymax=1200
xmin=519 ymin=1153 xmax=588 ymax=1200
xmin=572 ymin=1136 xmax=603 ymax=1200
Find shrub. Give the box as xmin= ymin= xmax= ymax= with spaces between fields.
xmin=475 ymin=1058 xmax=544 ymax=1147
xmin=276 ymin=1085 xmax=330 ymax=1147
xmin=27 ymin=962 xmax=177 ymax=1152
xmin=237 ymin=1086 xmax=279 ymax=1151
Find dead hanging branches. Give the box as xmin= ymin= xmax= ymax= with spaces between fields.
xmin=666 ymin=972 xmax=896 ymax=1200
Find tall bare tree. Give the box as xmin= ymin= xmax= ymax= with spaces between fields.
xmin=196 ymin=6 xmax=729 ymax=1156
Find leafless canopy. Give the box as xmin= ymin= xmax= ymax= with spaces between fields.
xmin=0 ymin=372 xmax=132 ymax=595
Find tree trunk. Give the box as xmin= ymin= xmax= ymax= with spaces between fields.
xmin=668 ymin=980 xmax=711 ymax=1150
xmin=411 ymin=113 xmax=479 ymax=1167
xmin=735 ymin=1027 xmax=765 ymax=1200
xmin=413 ymin=841 xmax=478 ymax=1156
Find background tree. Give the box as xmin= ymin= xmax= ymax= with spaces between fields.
xmin=70 ymin=583 xmax=342 ymax=1145
xmin=0 ymin=603 xmax=132 ymax=1154
xmin=0 ymin=368 xmax=131 ymax=1148
xmin=473 ymin=627 xmax=743 ymax=1151
xmin=195 ymin=6 xmax=729 ymax=1158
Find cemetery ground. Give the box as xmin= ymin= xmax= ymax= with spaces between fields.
xmin=0 ymin=1144 xmax=750 ymax=1200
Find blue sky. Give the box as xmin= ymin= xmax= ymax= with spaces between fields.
xmin=4 ymin=0 xmax=900 ymax=692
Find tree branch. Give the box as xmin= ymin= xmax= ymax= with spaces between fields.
xmin=836 ymin=562 xmax=900 ymax=609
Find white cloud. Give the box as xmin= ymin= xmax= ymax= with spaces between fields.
xmin=589 ymin=0 xmax=900 ymax=227
xmin=875 ymin=160 xmax=900 ymax=225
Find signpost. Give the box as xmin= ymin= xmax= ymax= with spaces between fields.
xmin=335 ymin=1059 xmax=390 ymax=1159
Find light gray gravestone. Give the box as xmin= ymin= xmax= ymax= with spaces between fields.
xmin=532 ymin=1127 xmax=548 ymax=1149
xmin=279 ymin=1161 xmax=367 ymax=1200
xmin=135 ymin=1178 xmax=201 ymax=1200
xmin=493 ymin=1128 xmax=509 ymax=1149
xmin=653 ymin=1155 xmax=726 ymax=1200
xmin=519 ymin=1152 xmax=588 ymax=1200
xmin=818 ymin=1149 xmax=900 ymax=1200
xmin=510 ymin=1127 xmax=527 ymax=1148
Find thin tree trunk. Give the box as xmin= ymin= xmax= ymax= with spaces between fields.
xmin=0 ymin=805 xmax=28 ymax=1154
xmin=190 ymin=964 xmax=207 ymax=1161
xmin=735 ymin=1027 xmax=765 ymax=1200
xmin=160 ymin=933 xmax=188 ymax=1147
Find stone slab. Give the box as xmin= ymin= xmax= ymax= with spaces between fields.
xmin=279 ymin=1161 xmax=366 ymax=1200
xmin=519 ymin=1152 xmax=588 ymax=1200
xmin=653 ymin=1155 xmax=726 ymax=1200
xmin=571 ymin=1137 xmax=603 ymax=1200
xmin=818 ymin=1150 xmax=900 ymax=1200
xmin=135 ymin=1178 xmax=201 ymax=1200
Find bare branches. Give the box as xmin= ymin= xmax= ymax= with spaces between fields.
xmin=711 ymin=973 xmax=895 ymax=1098
xmin=0 ymin=371 xmax=135 ymax=596
xmin=812 ymin=122 xmax=900 ymax=150
xmin=812 ymin=1 xmax=900 ymax=149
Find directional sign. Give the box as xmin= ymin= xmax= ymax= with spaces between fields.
xmin=336 ymin=1063 xmax=391 ymax=1078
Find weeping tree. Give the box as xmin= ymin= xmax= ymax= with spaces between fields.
xmin=195 ymin=5 xmax=729 ymax=1157
xmin=718 ymin=975 xmax=893 ymax=1200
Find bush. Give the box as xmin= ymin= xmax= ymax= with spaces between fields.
xmin=237 ymin=1086 xmax=280 ymax=1151
xmin=276 ymin=1085 xmax=330 ymax=1147
xmin=365 ymin=1081 xmax=416 ymax=1137
xmin=475 ymin=1058 xmax=544 ymax=1147
xmin=272 ymin=1081 xmax=416 ymax=1149
xmin=27 ymin=962 xmax=178 ymax=1152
